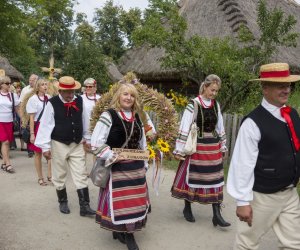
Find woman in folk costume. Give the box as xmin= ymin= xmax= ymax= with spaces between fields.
xmin=22 ymin=78 xmax=52 ymax=186
xmin=171 ymin=74 xmax=230 ymax=227
xmin=0 ymin=75 xmax=20 ymax=173
xmin=81 ymin=78 xmax=101 ymax=121
xmin=91 ymin=82 xmax=149 ymax=250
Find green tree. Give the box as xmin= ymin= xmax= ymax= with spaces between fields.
xmin=94 ymin=0 xmax=143 ymax=60
xmin=132 ymin=0 xmax=298 ymax=112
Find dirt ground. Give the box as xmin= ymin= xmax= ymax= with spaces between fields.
xmin=0 ymin=146 xmax=278 ymax=250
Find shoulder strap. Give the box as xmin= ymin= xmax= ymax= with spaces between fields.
xmin=192 ymin=99 xmax=198 ymax=122
xmin=36 ymin=97 xmax=47 ymax=123
xmin=11 ymin=93 xmax=16 ymax=118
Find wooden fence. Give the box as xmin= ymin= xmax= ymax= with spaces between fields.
xmin=149 ymin=111 xmax=243 ymax=163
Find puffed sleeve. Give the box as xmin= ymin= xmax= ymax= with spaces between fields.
xmin=173 ymin=101 xmax=194 ymax=156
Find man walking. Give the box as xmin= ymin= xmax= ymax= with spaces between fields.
xmin=35 ymin=76 xmax=95 ymax=217
xmin=227 ymin=63 xmax=300 ymax=250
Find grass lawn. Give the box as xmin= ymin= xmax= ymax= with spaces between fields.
xmin=164 ymin=159 xmax=300 ymax=195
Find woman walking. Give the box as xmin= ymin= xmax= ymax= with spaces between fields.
xmin=0 ymin=76 xmax=20 ymax=173
xmin=91 ymin=82 xmax=150 ymax=250
xmin=171 ymin=74 xmax=230 ymax=227
xmin=25 ymin=78 xmax=51 ymax=185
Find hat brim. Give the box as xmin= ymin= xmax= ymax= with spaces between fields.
xmin=249 ymin=75 xmax=300 ymax=83
xmin=56 ymin=81 xmax=81 ymax=90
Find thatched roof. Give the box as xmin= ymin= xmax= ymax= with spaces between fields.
xmin=0 ymin=56 xmax=23 ymax=80
xmin=119 ymin=0 xmax=300 ymax=80
xmin=105 ymin=61 xmax=124 ymax=82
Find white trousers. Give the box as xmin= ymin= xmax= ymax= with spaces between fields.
xmin=51 ymin=140 xmax=88 ymax=190
xmin=234 ymin=188 xmax=300 ymax=250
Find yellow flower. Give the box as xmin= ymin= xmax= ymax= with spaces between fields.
xmin=147 ymin=145 xmax=156 ymax=159
xmin=156 ymin=138 xmax=170 ymax=153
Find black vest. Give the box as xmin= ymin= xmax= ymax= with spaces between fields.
xmin=106 ymin=109 xmax=143 ymax=149
xmin=49 ymin=95 xmax=83 ymax=145
xmin=245 ymin=105 xmax=300 ymax=193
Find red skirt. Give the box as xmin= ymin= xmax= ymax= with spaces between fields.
xmin=28 ymin=122 xmax=42 ymax=153
xmin=171 ymin=134 xmax=224 ymax=204
xmin=0 ymin=122 xmax=13 ymax=142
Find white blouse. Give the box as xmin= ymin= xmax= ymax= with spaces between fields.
xmin=0 ymin=92 xmax=20 ymax=122
xmin=26 ymin=94 xmax=51 ymax=121
xmin=81 ymin=93 xmax=101 ymax=122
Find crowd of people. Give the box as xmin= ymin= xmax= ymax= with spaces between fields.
xmin=0 ymin=62 xmax=300 ymax=250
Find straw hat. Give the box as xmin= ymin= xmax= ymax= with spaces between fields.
xmin=57 ymin=76 xmax=81 ymax=90
xmin=250 ymin=63 xmax=300 ymax=82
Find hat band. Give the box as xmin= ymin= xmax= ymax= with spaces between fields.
xmin=260 ymin=70 xmax=290 ymax=78
xmin=59 ymin=82 xmax=76 ymax=88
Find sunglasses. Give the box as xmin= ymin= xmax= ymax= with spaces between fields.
xmin=85 ymin=86 xmax=95 ymax=89
xmin=3 ymin=82 xmax=11 ymax=85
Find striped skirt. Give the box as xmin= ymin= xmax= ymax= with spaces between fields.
xmin=171 ymin=133 xmax=224 ymax=204
xmin=96 ymin=160 xmax=149 ymax=233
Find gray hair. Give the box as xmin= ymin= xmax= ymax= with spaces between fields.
xmin=84 ymin=78 xmax=96 ymax=86
xmin=0 ymin=75 xmax=11 ymax=85
xmin=199 ymin=74 xmax=221 ymax=94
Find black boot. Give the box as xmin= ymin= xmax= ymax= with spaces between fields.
xmin=77 ymin=187 xmax=96 ymax=216
xmin=125 ymin=233 xmax=139 ymax=250
xmin=56 ymin=188 xmax=70 ymax=214
xmin=212 ymin=203 xmax=231 ymax=227
xmin=183 ymin=200 xmax=195 ymax=222
xmin=112 ymin=231 xmax=126 ymax=244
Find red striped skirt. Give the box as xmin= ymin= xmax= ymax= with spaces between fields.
xmin=0 ymin=122 xmax=13 ymax=142
xmin=171 ymin=133 xmax=224 ymax=204
xmin=28 ymin=122 xmax=41 ymax=153
xmin=96 ymin=160 xmax=149 ymax=232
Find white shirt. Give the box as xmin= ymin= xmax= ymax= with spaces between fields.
xmin=19 ymin=85 xmax=33 ymax=102
xmin=91 ymin=110 xmax=148 ymax=168
xmin=26 ymin=94 xmax=51 ymax=121
xmin=0 ymin=92 xmax=20 ymax=122
xmin=227 ymin=98 xmax=286 ymax=206
xmin=81 ymin=93 xmax=101 ymax=122
xmin=173 ymin=96 xmax=226 ymax=155
xmin=34 ymin=95 xmax=90 ymax=152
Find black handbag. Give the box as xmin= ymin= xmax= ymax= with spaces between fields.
xmin=21 ymin=126 xmax=31 ymax=143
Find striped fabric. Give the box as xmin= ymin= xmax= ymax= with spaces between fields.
xmin=171 ymin=133 xmax=224 ymax=204
xmin=110 ymin=160 xmax=148 ymax=224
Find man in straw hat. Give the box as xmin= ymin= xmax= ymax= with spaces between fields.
xmin=34 ymin=76 xmax=95 ymax=217
xmin=227 ymin=63 xmax=300 ymax=249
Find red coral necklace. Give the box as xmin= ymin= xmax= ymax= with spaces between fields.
xmin=120 ymin=110 xmax=135 ymax=122
xmin=198 ymin=95 xmax=214 ymax=108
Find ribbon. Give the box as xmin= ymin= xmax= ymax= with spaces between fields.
xmin=280 ymin=106 xmax=300 ymax=151
xmin=59 ymin=82 xmax=76 ymax=89
xmin=64 ymin=101 xmax=79 ymax=116
xmin=260 ymin=70 xmax=290 ymax=78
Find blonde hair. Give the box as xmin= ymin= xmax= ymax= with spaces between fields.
xmin=199 ymin=74 xmax=221 ymax=94
xmin=110 ymin=83 xmax=142 ymax=114
xmin=0 ymin=76 xmax=11 ymax=86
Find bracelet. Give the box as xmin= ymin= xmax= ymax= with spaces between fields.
xmin=30 ymin=132 xmax=34 ymax=134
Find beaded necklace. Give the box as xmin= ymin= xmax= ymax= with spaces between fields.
xmin=198 ymin=95 xmax=214 ymax=108
xmin=120 ymin=110 xmax=135 ymax=122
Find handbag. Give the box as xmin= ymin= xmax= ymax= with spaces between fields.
xmin=90 ymin=119 xmax=135 ymax=188
xmin=22 ymin=98 xmax=46 ymax=144
xmin=183 ymin=100 xmax=199 ymax=155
